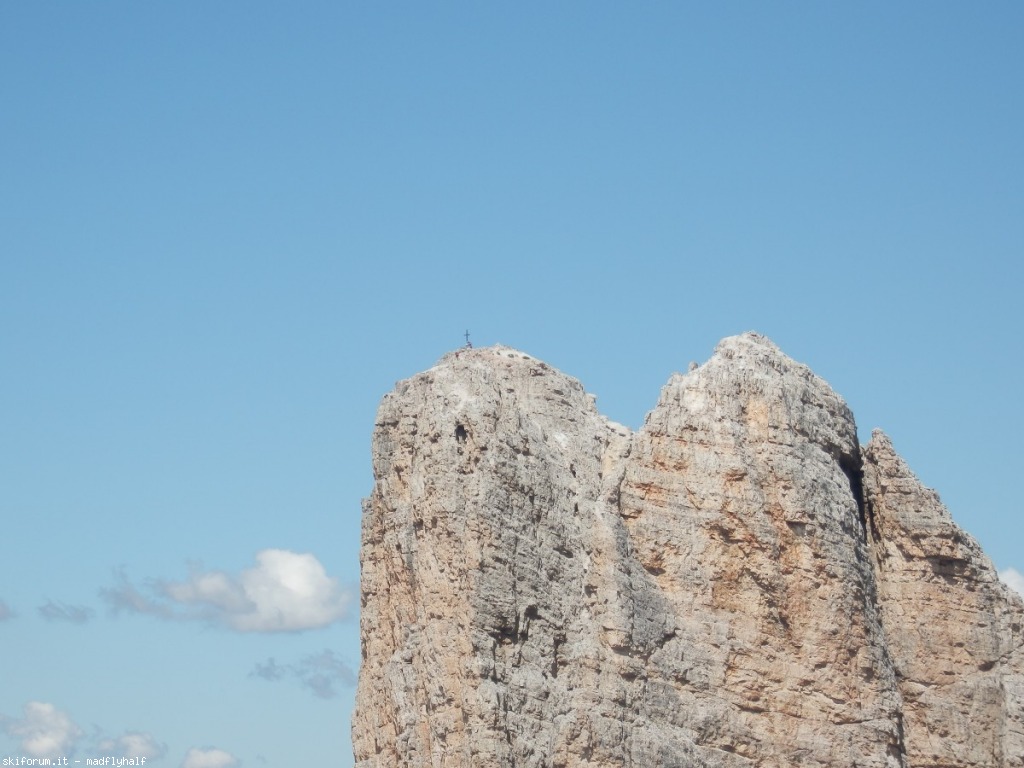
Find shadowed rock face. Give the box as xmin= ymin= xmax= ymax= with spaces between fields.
xmin=353 ymin=333 xmax=1024 ymax=768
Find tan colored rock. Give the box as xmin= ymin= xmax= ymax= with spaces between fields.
xmin=615 ymin=334 xmax=902 ymax=765
xmin=863 ymin=430 xmax=1024 ymax=767
xmin=353 ymin=334 xmax=1024 ymax=767
xmin=354 ymin=346 xmax=627 ymax=767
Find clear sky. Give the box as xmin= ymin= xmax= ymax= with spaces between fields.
xmin=2 ymin=3 xmax=1022 ymax=766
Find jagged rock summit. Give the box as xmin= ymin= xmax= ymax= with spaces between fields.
xmin=353 ymin=333 xmax=1024 ymax=768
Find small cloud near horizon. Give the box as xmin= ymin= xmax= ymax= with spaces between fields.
xmin=250 ymin=649 xmax=356 ymax=699
xmin=180 ymin=746 xmax=240 ymax=768
xmin=999 ymin=567 xmax=1024 ymax=597
xmin=95 ymin=731 xmax=167 ymax=760
xmin=37 ymin=600 xmax=95 ymax=624
xmin=101 ymin=549 xmax=352 ymax=633
xmin=1 ymin=701 xmax=83 ymax=758
xmin=1 ymin=703 xmax=166 ymax=763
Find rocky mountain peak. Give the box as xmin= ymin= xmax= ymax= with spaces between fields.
xmin=353 ymin=334 xmax=1023 ymax=767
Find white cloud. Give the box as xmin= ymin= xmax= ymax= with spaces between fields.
xmin=181 ymin=747 xmax=240 ymax=768
xmin=164 ymin=570 xmax=251 ymax=614
xmin=999 ymin=567 xmax=1024 ymax=597
xmin=96 ymin=731 xmax=167 ymax=760
xmin=2 ymin=701 xmax=83 ymax=757
xmin=102 ymin=549 xmax=351 ymax=633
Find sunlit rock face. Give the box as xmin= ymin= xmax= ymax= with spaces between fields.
xmin=352 ymin=333 xmax=1024 ymax=768
xmin=862 ymin=431 xmax=1024 ymax=767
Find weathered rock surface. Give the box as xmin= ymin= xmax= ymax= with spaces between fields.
xmin=862 ymin=432 xmax=1024 ymax=767
xmin=353 ymin=333 xmax=1024 ymax=767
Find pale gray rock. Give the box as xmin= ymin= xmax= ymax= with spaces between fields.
xmin=352 ymin=334 xmax=1024 ymax=767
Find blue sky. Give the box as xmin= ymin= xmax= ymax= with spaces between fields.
xmin=2 ymin=3 xmax=1022 ymax=766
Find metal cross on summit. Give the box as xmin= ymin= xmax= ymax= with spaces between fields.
xmin=464 ymin=330 xmax=473 ymax=349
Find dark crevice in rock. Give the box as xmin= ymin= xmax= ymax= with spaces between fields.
xmin=521 ymin=605 xmax=538 ymax=642
xmin=838 ymin=451 xmax=868 ymax=540
xmin=891 ymin=709 xmax=907 ymax=763
xmin=551 ymin=633 xmax=564 ymax=678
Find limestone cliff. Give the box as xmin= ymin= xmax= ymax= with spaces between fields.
xmin=353 ymin=333 xmax=1024 ymax=767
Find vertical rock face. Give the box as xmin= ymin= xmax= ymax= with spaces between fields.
xmin=354 ymin=346 xmax=631 ymax=766
xmin=614 ymin=336 xmax=902 ymax=765
xmin=353 ymin=333 xmax=1024 ymax=767
xmin=862 ymin=432 xmax=1024 ymax=767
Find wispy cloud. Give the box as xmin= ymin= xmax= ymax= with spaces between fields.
xmin=100 ymin=569 xmax=175 ymax=619
xmin=37 ymin=600 xmax=95 ymax=624
xmin=101 ymin=549 xmax=352 ymax=633
xmin=181 ymin=747 xmax=240 ymax=768
xmin=250 ymin=649 xmax=356 ymax=699
xmin=0 ymin=599 xmax=12 ymax=621
xmin=250 ymin=657 xmax=287 ymax=681
xmin=95 ymin=731 xmax=167 ymax=760
xmin=1 ymin=701 xmax=83 ymax=757
xmin=999 ymin=567 xmax=1024 ymax=597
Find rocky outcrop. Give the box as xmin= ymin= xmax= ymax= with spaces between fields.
xmin=862 ymin=432 xmax=1024 ymax=767
xmin=353 ymin=333 xmax=1024 ymax=767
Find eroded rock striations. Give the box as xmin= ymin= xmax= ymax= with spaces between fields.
xmin=353 ymin=333 xmax=1024 ymax=767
